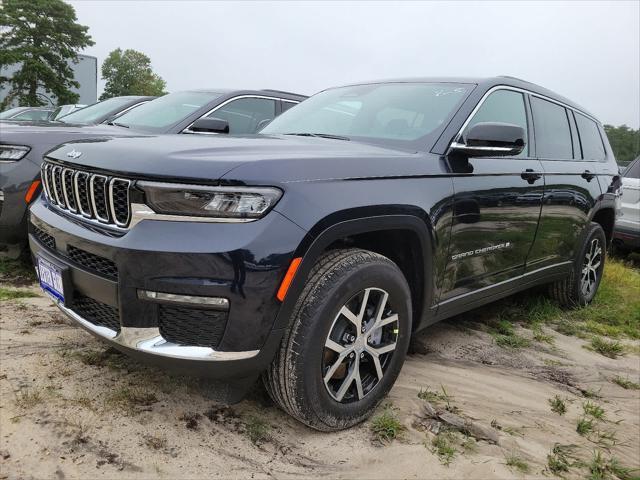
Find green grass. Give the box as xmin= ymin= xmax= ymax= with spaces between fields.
xmin=370 ymin=405 xmax=405 ymax=444
xmin=479 ymin=259 xmax=639 ymax=342
xmin=611 ymin=375 xmax=640 ymax=390
xmin=245 ymin=415 xmax=270 ymax=445
xmin=105 ymin=387 xmax=157 ymax=413
xmin=577 ymin=417 xmax=595 ymax=436
xmin=0 ymin=256 xmax=37 ymax=284
xmin=583 ymin=401 xmax=605 ymax=420
xmin=548 ymin=395 xmax=567 ymax=415
xmin=590 ymin=337 xmax=625 ymax=359
xmin=505 ymin=452 xmax=530 ymax=474
xmin=431 ymin=431 xmax=457 ymax=466
xmin=417 ymin=385 xmax=456 ymax=412
xmin=546 ymin=444 xmax=577 ymax=476
xmin=0 ymin=287 xmax=38 ymax=301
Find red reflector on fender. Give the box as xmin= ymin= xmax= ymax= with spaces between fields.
xmin=277 ymin=257 xmax=302 ymax=302
xmin=25 ymin=179 xmax=41 ymax=204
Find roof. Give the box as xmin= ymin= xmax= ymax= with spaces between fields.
xmin=184 ymin=89 xmax=307 ymax=101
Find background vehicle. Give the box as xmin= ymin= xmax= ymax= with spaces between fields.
xmin=49 ymin=104 xmax=87 ymax=120
xmin=0 ymin=89 xmax=306 ymax=248
xmin=613 ymin=156 xmax=640 ymax=250
xmin=28 ymin=77 xmax=620 ymax=430
xmin=0 ymin=106 xmax=54 ymax=121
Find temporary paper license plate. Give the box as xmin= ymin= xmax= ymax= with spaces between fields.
xmin=37 ymin=256 xmax=65 ymax=303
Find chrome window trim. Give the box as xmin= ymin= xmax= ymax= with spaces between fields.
xmin=108 ymin=178 xmax=132 ymax=227
xmin=74 ymin=171 xmax=93 ymax=218
xmin=182 ymin=94 xmax=296 ymax=134
xmin=450 ymin=85 xmax=601 ymax=153
xmin=61 ymin=168 xmax=78 ymax=213
xmin=90 ymin=174 xmax=110 ymax=223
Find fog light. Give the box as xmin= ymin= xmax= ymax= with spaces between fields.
xmin=138 ymin=290 xmax=229 ymax=310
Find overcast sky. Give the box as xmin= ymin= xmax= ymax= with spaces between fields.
xmin=69 ymin=0 xmax=639 ymax=127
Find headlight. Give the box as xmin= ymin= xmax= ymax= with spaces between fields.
xmin=0 ymin=145 xmax=30 ymax=162
xmin=138 ymin=182 xmax=282 ymax=220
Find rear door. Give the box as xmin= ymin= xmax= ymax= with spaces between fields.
xmin=525 ymin=97 xmax=602 ymax=271
xmin=441 ymin=88 xmax=544 ymax=301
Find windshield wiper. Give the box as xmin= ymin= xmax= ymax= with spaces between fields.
xmin=283 ymin=132 xmax=350 ymax=141
xmin=107 ymin=121 xmax=130 ymax=128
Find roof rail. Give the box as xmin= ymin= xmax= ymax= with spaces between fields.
xmin=497 ymin=75 xmax=534 ymax=84
xmin=261 ymin=89 xmax=304 ymax=97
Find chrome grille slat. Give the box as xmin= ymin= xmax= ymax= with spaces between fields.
xmin=41 ymin=160 xmax=132 ymax=229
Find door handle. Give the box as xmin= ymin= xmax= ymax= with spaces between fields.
xmin=581 ymin=170 xmax=596 ymax=182
xmin=521 ymin=169 xmax=542 ymax=184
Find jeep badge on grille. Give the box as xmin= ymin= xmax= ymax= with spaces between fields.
xmin=67 ymin=149 xmax=82 ymax=159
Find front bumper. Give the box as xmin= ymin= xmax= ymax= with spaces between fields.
xmin=29 ymin=197 xmax=307 ymax=378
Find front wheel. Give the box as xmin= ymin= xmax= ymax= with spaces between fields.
xmin=549 ymin=222 xmax=606 ymax=307
xmin=263 ymin=249 xmax=412 ymax=431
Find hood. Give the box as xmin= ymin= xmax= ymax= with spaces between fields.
xmin=0 ymin=121 xmax=128 ymax=135
xmin=45 ymin=134 xmax=429 ymax=183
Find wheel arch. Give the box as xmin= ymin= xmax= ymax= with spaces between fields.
xmin=272 ymin=206 xmax=435 ymax=332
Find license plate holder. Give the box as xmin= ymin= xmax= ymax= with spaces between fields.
xmin=36 ymin=255 xmax=69 ymax=304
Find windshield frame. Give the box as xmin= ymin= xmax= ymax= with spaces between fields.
xmin=58 ymin=97 xmax=138 ymax=125
xmin=261 ymin=81 xmax=476 ymax=151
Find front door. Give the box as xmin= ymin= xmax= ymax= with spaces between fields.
xmin=440 ymin=88 xmax=544 ymax=301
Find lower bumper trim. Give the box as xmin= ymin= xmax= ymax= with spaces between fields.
xmin=55 ymin=300 xmax=259 ymax=362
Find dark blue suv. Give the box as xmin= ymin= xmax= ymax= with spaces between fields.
xmin=28 ymin=77 xmax=621 ymax=430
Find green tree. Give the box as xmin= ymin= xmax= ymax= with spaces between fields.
xmin=604 ymin=124 xmax=640 ymax=165
xmin=100 ymin=48 xmax=166 ymax=100
xmin=0 ymin=0 xmax=94 ymax=108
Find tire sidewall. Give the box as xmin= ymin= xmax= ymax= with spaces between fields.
xmin=297 ymin=258 xmax=411 ymax=429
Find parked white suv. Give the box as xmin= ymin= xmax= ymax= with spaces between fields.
xmin=614 ymin=157 xmax=640 ymax=250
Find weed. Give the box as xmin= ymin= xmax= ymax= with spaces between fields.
xmin=370 ymin=406 xmax=404 ymax=444
xmin=105 ymin=387 xmax=157 ymax=413
xmin=505 ymin=452 xmax=530 ymax=474
xmin=461 ymin=435 xmax=478 ymax=453
xmin=431 ymin=431 xmax=457 ymax=465
xmin=611 ymin=375 xmax=640 ymax=390
xmin=493 ymin=333 xmax=531 ymax=349
xmin=0 ymin=287 xmax=38 ymax=301
xmin=0 ymin=256 xmax=37 ymax=284
xmin=418 ymin=385 xmax=457 ymax=412
xmin=588 ymin=450 xmax=608 ymax=480
xmin=583 ymin=401 xmax=605 ymax=420
xmin=143 ymin=434 xmax=167 ymax=450
xmin=246 ymin=415 xmax=270 ymax=444
xmin=607 ymin=457 xmax=637 ymax=480
xmin=590 ymin=337 xmax=625 ymax=358
xmin=15 ymin=388 xmax=43 ymax=409
xmin=577 ymin=417 xmax=595 ymax=436
xmin=580 ymin=387 xmax=603 ymax=399
xmin=547 ymin=444 xmax=577 ymax=475
xmin=548 ymin=395 xmax=567 ymax=415
xmin=595 ymin=429 xmax=619 ymax=448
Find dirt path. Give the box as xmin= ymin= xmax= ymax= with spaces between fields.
xmin=1 ymin=284 xmax=638 ymax=479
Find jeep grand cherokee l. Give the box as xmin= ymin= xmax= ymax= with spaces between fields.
xmin=1 ymin=89 xmax=304 ymax=248
xmin=28 ymin=77 xmax=621 ymax=431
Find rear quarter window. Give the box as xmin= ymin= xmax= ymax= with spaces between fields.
xmin=575 ymin=113 xmax=606 ymax=161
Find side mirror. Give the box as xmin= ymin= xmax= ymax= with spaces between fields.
xmin=450 ymin=122 xmax=525 ymax=157
xmin=256 ymin=118 xmax=273 ymax=132
xmin=190 ymin=117 xmax=230 ymax=134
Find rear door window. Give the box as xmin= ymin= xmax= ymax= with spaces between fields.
xmin=463 ymin=89 xmax=529 ymax=157
xmin=575 ymin=113 xmax=606 ymax=161
xmin=207 ymin=97 xmax=276 ymax=134
xmin=531 ymin=97 xmax=573 ymax=160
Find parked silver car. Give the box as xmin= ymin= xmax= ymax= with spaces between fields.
xmin=614 ymin=157 xmax=640 ymax=250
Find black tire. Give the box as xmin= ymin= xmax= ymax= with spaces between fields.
xmin=263 ymin=248 xmax=412 ymax=431
xmin=549 ymin=222 xmax=606 ymax=307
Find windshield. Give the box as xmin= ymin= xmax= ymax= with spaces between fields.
xmin=0 ymin=108 xmax=24 ymax=119
xmin=110 ymin=91 xmax=221 ymax=132
xmin=262 ymin=82 xmax=471 ymax=145
xmin=59 ymin=97 xmax=134 ymax=124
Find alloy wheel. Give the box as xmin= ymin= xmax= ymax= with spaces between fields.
xmin=580 ymin=238 xmax=602 ymax=298
xmin=322 ymin=287 xmax=399 ymax=403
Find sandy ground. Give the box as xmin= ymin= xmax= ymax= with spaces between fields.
xmin=1 ymin=282 xmax=639 ymax=479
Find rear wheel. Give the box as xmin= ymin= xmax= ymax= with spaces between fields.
xmin=549 ymin=222 xmax=606 ymax=307
xmin=263 ymin=249 xmax=412 ymax=431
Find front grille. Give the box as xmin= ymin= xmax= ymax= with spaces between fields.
xmin=41 ymin=160 xmax=131 ymax=228
xmin=33 ymin=226 xmax=56 ymax=250
xmin=71 ymin=294 xmax=120 ymax=333
xmin=158 ymin=305 xmax=227 ymax=348
xmin=67 ymin=245 xmax=118 ymax=279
